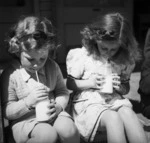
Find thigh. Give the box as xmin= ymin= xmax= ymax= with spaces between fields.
xmin=30 ymin=123 xmax=57 ymax=139
xmin=100 ymin=110 xmax=125 ymax=140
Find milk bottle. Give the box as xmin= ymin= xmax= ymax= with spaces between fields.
xmin=101 ymin=60 xmax=113 ymax=93
xmin=35 ymin=70 xmax=50 ymax=122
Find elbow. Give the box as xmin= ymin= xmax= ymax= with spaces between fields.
xmin=4 ymin=110 xmax=14 ymax=120
xmin=66 ymin=78 xmax=76 ymax=90
xmin=4 ymin=105 xmax=18 ymax=120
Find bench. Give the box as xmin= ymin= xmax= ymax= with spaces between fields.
xmin=1 ymin=72 xmax=150 ymax=143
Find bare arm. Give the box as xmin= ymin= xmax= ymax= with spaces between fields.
xmin=66 ymin=74 xmax=105 ymax=91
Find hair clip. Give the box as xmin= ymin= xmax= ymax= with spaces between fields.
xmin=95 ymin=29 xmax=116 ymax=40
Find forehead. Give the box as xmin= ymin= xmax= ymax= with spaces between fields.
xmin=23 ymin=49 xmax=49 ymax=57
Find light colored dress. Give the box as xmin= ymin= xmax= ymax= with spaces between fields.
xmin=66 ymin=47 xmax=135 ymax=142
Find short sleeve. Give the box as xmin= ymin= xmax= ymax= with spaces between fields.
xmin=66 ymin=48 xmax=85 ymax=78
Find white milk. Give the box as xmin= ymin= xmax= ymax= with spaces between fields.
xmin=36 ymin=99 xmax=50 ymax=122
xmin=101 ymin=74 xmax=113 ymax=93
xmin=100 ymin=60 xmax=113 ymax=94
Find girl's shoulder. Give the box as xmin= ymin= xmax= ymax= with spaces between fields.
xmin=67 ymin=47 xmax=88 ymax=61
xmin=45 ymin=58 xmax=61 ymax=74
xmin=46 ymin=58 xmax=58 ymax=66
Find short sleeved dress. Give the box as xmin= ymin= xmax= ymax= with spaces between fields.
xmin=66 ymin=47 xmax=135 ymax=142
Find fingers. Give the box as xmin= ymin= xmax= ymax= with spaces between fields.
xmin=96 ymin=80 xmax=105 ymax=89
xmin=47 ymin=106 xmax=56 ymax=115
xmin=111 ymin=73 xmax=121 ymax=89
xmin=48 ymin=112 xmax=57 ymax=123
xmin=112 ymin=73 xmax=120 ymax=84
xmin=36 ymin=97 xmax=48 ymax=103
xmin=112 ymin=74 xmax=120 ymax=80
xmin=48 ymin=102 xmax=55 ymax=108
xmin=96 ymin=74 xmax=105 ymax=80
xmin=35 ymin=84 xmax=50 ymax=92
xmin=47 ymin=103 xmax=57 ymax=122
xmin=32 ymin=85 xmax=50 ymax=98
xmin=113 ymin=84 xmax=120 ymax=89
xmin=113 ymin=79 xmax=120 ymax=90
xmin=95 ymin=74 xmax=105 ymax=89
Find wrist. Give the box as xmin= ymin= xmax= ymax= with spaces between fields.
xmin=23 ymin=98 xmax=34 ymax=110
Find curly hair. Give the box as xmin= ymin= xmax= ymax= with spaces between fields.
xmin=5 ymin=15 xmax=57 ymax=59
xmin=80 ymin=12 xmax=140 ymax=62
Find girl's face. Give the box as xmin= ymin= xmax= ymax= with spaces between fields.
xmin=96 ymin=40 xmax=120 ymax=59
xmin=20 ymin=48 xmax=49 ymax=73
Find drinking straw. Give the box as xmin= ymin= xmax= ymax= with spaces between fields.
xmin=35 ymin=70 xmax=40 ymax=82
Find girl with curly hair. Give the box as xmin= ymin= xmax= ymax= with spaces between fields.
xmin=66 ymin=12 xmax=147 ymax=143
xmin=1 ymin=16 xmax=80 ymax=143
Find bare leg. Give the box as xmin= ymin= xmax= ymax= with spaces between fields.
xmin=54 ymin=116 xmax=80 ymax=143
xmin=118 ymin=106 xmax=148 ymax=143
xmin=100 ymin=110 xmax=127 ymax=143
xmin=27 ymin=123 xmax=58 ymax=143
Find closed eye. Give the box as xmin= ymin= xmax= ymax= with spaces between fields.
xmin=40 ymin=58 xmax=46 ymax=61
xmin=28 ymin=58 xmax=34 ymax=62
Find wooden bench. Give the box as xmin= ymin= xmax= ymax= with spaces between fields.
xmin=1 ymin=72 xmax=150 ymax=143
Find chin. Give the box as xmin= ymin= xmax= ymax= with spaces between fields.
xmin=26 ymin=68 xmax=36 ymax=74
xmin=102 ymin=55 xmax=109 ymax=59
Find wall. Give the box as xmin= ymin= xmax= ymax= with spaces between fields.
xmin=55 ymin=0 xmax=134 ymax=64
xmin=0 ymin=0 xmax=34 ymax=63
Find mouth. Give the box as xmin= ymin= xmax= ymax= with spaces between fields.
xmin=27 ymin=67 xmax=39 ymax=73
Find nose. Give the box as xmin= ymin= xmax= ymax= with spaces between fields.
xmin=33 ymin=64 xmax=38 ymax=68
xmin=32 ymin=60 xmax=43 ymax=69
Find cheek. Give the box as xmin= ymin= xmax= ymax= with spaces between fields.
xmin=20 ymin=57 xmax=31 ymax=68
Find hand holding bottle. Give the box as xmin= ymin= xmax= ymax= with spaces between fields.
xmin=88 ymin=73 xmax=105 ymax=90
xmin=24 ymin=83 xmax=50 ymax=109
xmin=112 ymin=73 xmax=121 ymax=89
xmin=46 ymin=99 xmax=63 ymax=123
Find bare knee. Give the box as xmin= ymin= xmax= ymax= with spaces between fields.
xmin=31 ymin=123 xmax=58 ymax=143
xmin=101 ymin=110 xmax=123 ymax=128
xmin=118 ymin=106 xmax=135 ymax=118
xmin=54 ymin=116 xmax=80 ymax=141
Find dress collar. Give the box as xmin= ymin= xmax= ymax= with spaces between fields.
xmin=20 ymin=67 xmax=45 ymax=82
